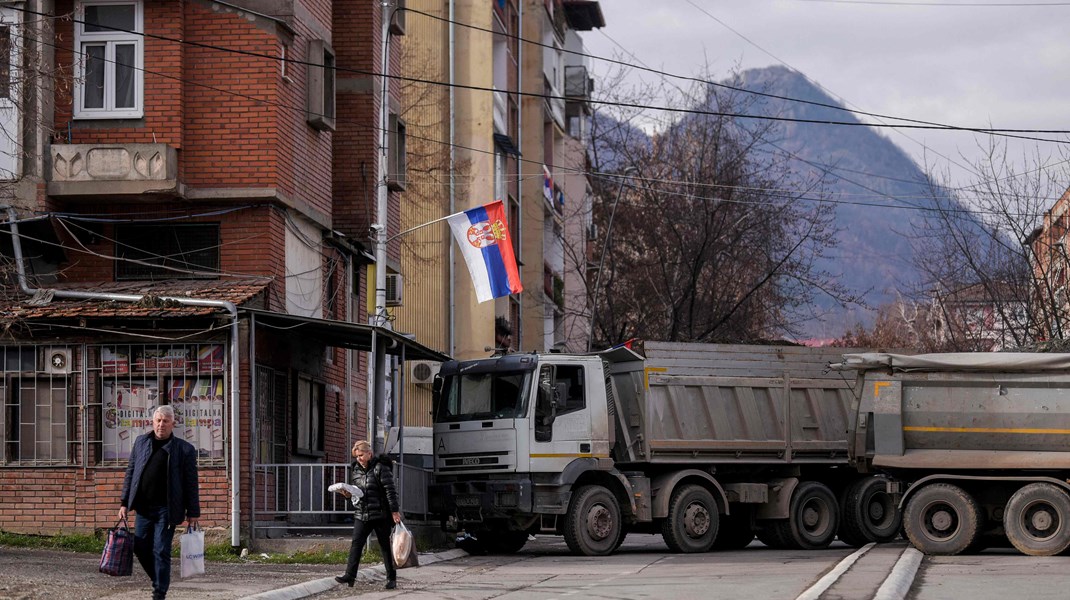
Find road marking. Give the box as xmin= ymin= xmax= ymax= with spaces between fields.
xmin=794 ymin=543 xmax=875 ymax=600
xmin=874 ymin=547 xmax=923 ymax=600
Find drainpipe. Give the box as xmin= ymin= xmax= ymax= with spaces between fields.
xmin=6 ymin=208 xmax=244 ymax=548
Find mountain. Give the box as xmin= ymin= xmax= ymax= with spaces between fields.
xmin=732 ymin=66 xmax=963 ymax=338
xmin=590 ymin=65 xmax=980 ymax=339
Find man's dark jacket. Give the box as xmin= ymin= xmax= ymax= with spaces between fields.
xmin=120 ymin=432 xmax=201 ymax=527
xmin=349 ymin=455 xmax=400 ymax=521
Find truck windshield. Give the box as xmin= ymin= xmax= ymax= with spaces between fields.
xmin=435 ymin=371 xmax=531 ymax=422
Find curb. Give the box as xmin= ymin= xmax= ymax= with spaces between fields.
xmin=240 ymin=549 xmax=469 ymax=600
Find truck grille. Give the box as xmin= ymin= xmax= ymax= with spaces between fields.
xmin=439 ymin=451 xmax=510 ymax=472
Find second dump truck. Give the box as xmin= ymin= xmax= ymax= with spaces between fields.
xmin=837 ymin=352 xmax=1070 ymax=556
xmin=429 ymin=342 xmax=901 ymax=555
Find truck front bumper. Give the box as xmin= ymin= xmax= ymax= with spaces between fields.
xmin=428 ymin=478 xmax=533 ymax=521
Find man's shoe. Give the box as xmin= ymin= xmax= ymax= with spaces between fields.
xmin=384 ymin=579 xmax=397 ymax=590
xmin=335 ymin=575 xmax=355 ymax=587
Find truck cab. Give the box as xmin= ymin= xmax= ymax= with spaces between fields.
xmin=429 ymin=352 xmax=613 ymax=552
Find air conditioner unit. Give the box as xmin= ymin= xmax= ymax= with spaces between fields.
xmin=409 ymin=360 xmax=440 ymax=386
xmin=41 ymin=347 xmax=72 ymax=375
xmin=385 ymin=273 xmax=403 ymax=307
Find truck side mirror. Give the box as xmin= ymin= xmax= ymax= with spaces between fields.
xmin=431 ymin=375 xmax=444 ymax=415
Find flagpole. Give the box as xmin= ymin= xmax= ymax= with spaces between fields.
xmin=387 ymin=213 xmax=456 ymax=243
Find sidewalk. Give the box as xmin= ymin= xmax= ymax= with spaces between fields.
xmin=0 ymin=545 xmax=466 ymax=600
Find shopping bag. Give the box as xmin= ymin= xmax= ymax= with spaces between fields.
xmin=180 ymin=525 xmax=206 ymax=578
xmin=391 ymin=521 xmax=419 ymax=569
xmin=99 ymin=517 xmax=134 ymax=576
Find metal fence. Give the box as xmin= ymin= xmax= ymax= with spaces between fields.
xmin=251 ymin=461 xmax=432 ymax=538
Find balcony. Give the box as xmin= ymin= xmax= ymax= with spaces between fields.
xmin=564 ymin=65 xmax=593 ymax=99
xmin=48 ymin=143 xmax=179 ymax=197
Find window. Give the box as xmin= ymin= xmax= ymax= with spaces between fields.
xmin=115 ymin=223 xmax=220 ymax=280
xmin=387 ymin=112 xmax=407 ymax=191
xmin=306 ymin=39 xmax=335 ymax=131
xmin=97 ymin=344 xmax=227 ymax=465
xmin=0 ymin=347 xmax=77 ymax=466
xmin=294 ymin=375 xmax=324 ymax=455
xmin=552 ymin=364 xmax=585 ymax=415
xmin=74 ymin=1 xmax=143 ymax=119
xmin=0 ymin=25 xmax=11 ymax=100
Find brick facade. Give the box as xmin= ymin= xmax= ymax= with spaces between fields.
xmin=0 ymin=0 xmax=389 ymax=541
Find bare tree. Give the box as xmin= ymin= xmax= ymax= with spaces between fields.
xmin=908 ymin=137 xmax=1070 ymax=350
xmin=582 ymin=69 xmax=860 ymax=347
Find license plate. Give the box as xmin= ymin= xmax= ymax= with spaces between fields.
xmin=455 ymin=495 xmax=480 ymax=507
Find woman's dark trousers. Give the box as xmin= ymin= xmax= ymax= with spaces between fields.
xmin=344 ymin=517 xmax=397 ymax=581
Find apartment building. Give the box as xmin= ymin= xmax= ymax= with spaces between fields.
xmin=0 ymin=0 xmax=442 ymax=542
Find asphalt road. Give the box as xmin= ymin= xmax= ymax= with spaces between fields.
xmin=308 ymin=535 xmax=1070 ymax=600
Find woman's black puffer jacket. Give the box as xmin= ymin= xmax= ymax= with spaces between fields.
xmin=349 ymin=454 xmax=400 ymax=521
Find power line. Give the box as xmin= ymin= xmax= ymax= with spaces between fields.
xmin=15 ymin=4 xmax=1070 ymax=142
xmin=12 ymin=10 xmax=1060 ymax=219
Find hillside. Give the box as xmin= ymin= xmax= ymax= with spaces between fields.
xmin=733 ymin=66 xmax=966 ymax=338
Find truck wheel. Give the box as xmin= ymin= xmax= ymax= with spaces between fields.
xmin=1004 ymin=483 xmax=1070 ymax=556
xmin=661 ymin=484 xmax=719 ymax=553
xmin=755 ymin=521 xmax=791 ymax=549
xmin=564 ymin=485 xmax=621 ymax=556
xmin=839 ymin=476 xmax=902 ymax=547
xmin=903 ymin=483 xmax=980 ymax=555
xmin=712 ymin=513 xmax=754 ymax=550
xmin=786 ymin=482 xmax=839 ymax=550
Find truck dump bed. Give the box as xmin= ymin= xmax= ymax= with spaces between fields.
xmin=837 ymin=352 xmax=1070 ymax=471
xmin=607 ymin=342 xmax=861 ymax=464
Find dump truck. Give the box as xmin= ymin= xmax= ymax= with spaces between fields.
xmin=836 ymin=352 xmax=1070 ymax=556
xmin=429 ymin=342 xmax=901 ymax=556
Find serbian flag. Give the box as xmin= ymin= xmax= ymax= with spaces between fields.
xmin=447 ymin=201 xmax=523 ymax=303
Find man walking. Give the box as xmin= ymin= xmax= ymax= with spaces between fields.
xmin=119 ymin=405 xmax=200 ymax=600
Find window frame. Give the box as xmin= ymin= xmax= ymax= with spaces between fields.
xmin=73 ymin=0 xmax=144 ymax=120
xmin=293 ymin=374 xmax=325 ymax=457
xmin=306 ymin=39 xmax=336 ymax=131
xmin=114 ymin=222 xmax=221 ymax=281
xmin=387 ymin=112 xmax=407 ymax=191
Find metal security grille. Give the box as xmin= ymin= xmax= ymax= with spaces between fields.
xmin=0 ymin=346 xmax=78 ymax=466
xmin=87 ymin=343 xmax=228 ymax=467
xmin=114 ymin=223 xmax=220 ymax=280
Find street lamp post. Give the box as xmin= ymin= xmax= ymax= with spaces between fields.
xmin=588 ymin=167 xmax=637 ymax=352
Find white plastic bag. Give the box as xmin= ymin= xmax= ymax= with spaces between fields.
xmin=180 ymin=526 xmax=205 ymax=578
xmin=328 ymin=482 xmax=364 ymax=508
xmin=391 ymin=521 xmax=419 ymax=569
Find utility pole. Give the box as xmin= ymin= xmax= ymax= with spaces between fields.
xmin=370 ymin=0 xmax=392 ymax=452
xmin=588 ymin=167 xmax=637 ymax=351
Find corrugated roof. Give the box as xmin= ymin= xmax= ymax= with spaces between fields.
xmin=0 ymin=278 xmax=272 ymax=320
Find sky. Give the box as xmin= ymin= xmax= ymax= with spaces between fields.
xmin=580 ymin=0 xmax=1070 ymax=192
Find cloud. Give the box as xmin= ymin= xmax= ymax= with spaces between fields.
xmin=581 ymin=1 xmax=1070 ymax=188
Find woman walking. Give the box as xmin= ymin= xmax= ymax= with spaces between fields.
xmin=336 ymin=440 xmax=402 ymax=589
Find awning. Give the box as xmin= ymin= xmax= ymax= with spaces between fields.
xmin=243 ymin=308 xmax=450 ymax=362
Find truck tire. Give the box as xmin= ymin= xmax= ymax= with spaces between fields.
xmin=564 ymin=485 xmax=621 ymax=556
xmin=1004 ymin=483 xmax=1070 ymax=556
xmin=839 ymin=476 xmax=902 ymax=547
xmin=755 ymin=521 xmax=791 ymax=549
xmin=712 ymin=513 xmax=755 ymax=550
xmin=661 ymin=484 xmax=719 ymax=553
xmin=786 ymin=482 xmax=839 ymax=550
xmin=903 ymin=483 xmax=981 ymax=555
